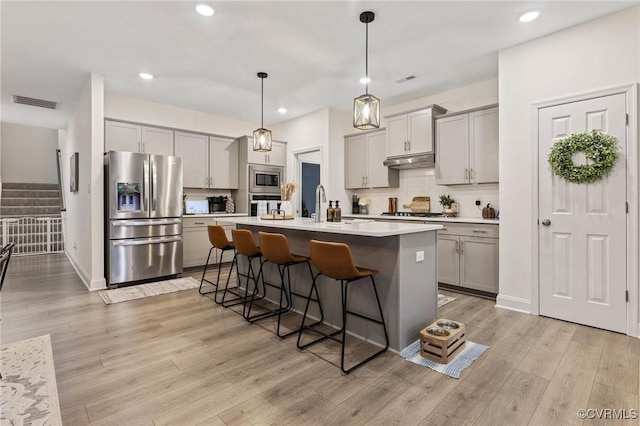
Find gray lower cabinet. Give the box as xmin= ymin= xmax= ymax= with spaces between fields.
xmin=183 ymin=217 xmax=236 ymax=268
xmin=427 ymin=222 xmax=499 ymax=294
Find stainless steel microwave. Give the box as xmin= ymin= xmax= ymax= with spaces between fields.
xmin=249 ymin=165 xmax=283 ymax=194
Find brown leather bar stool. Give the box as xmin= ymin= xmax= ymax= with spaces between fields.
xmin=199 ymin=225 xmax=244 ymax=307
xmin=297 ymin=240 xmax=389 ymax=374
xmin=244 ymin=231 xmax=323 ymax=338
xmin=230 ymin=229 xmax=265 ymax=315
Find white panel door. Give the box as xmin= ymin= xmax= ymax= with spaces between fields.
xmin=436 ymin=114 xmax=468 ymax=185
xmin=344 ymin=135 xmax=367 ymax=189
xmin=105 ymin=121 xmax=141 ymax=153
xmin=210 ymin=137 xmax=238 ymax=189
xmin=141 ymin=126 xmax=173 ymax=156
xmin=469 ymin=107 xmax=499 ymax=184
xmin=174 ymin=131 xmax=209 ymax=188
xmin=538 ymin=93 xmax=627 ymax=333
xmin=365 ymin=131 xmax=388 ymax=188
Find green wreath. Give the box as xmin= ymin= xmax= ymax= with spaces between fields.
xmin=548 ymin=130 xmax=619 ymax=184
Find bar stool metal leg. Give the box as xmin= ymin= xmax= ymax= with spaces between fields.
xmin=297 ymin=274 xmax=389 ymax=374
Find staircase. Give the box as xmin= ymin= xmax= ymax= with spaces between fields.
xmin=1 ymin=183 xmax=64 ymax=255
xmin=1 ymin=182 xmax=63 ymax=218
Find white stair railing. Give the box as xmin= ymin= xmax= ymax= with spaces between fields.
xmin=0 ymin=217 xmax=64 ymax=256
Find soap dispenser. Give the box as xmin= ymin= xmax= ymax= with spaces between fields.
xmin=327 ymin=201 xmax=334 ymax=222
xmin=334 ymin=201 xmax=342 ymax=222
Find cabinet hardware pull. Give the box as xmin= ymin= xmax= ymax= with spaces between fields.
xmin=465 ymin=168 xmax=469 ymax=181
xmin=455 ymin=240 xmax=459 ymax=253
xmin=470 ymin=168 xmax=474 ymax=181
xmin=142 ymin=142 xmax=145 ymax=153
xmin=194 ymin=222 xmax=205 ymax=225
xmin=460 ymin=241 xmax=464 ymax=253
xmin=407 ymin=140 xmax=411 ymax=152
xmin=472 ymin=230 xmax=488 ymax=234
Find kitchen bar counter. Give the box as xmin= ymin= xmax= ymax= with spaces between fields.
xmin=343 ymin=213 xmax=499 ymax=225
xmin=227 ymin=217 xmax=440 ymax=351
xmin=223 ymin=216 xmax=442 ymax=237
xmin=183 ymin=213 xmax=248 ymax=218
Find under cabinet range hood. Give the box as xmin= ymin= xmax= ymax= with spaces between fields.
xmin=383 ymin=152 xmax=435 ymax=169
xmin=382 ymin=104 xmax=446 ymax=170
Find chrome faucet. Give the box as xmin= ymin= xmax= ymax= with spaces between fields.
xmin=315 ymin=184 xmax=327 ymax=223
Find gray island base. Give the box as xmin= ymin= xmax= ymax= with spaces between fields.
xmin=225 ymin=217 xmax=442 ymax=352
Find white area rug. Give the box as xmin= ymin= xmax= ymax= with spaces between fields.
xmin=399 ymin=340 xmax=489 ymax=379
xmin=98 ymin=277 xmax=200 ymax=305
xmin=438 ymin=293 xmax=457 ymax=308
xmin=0 ymin=334 xmax=62 ymax=426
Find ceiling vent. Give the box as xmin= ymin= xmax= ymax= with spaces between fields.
xmin=12 ymin=95 xmax=58 ymax=110
xmin=395 ymin=75 xmax=416 ymax=84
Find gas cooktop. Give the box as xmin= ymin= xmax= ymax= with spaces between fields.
xmin=381 ymin=212 xmax=443 ymax=217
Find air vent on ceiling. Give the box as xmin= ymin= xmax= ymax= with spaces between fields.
xmin=395 ymin=75 xmax=416 ymax=84
xmin=12 ymin=95 xmax=58 ymax=110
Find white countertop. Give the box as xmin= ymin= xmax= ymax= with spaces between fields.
xmin=183 ymin=213 xmax=248 ymax=218
xmin=222 ymin=216 xmax=442 ymax=237
xmin=343 ymin=213 xmax=500 ymax=225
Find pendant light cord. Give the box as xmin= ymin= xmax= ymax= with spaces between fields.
xmin=365 ymin=21 xmax=369 ymax=94
xmin=261 ymin=77 xmax=264 ymax=128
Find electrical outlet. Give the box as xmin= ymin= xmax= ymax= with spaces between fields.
xmin=416 ymin=251 xmax=424 ymax=262
xmin=475 ymin=199 xmax=481 ymax=206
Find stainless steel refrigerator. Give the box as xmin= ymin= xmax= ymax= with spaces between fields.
xmin=104 ymin=151 xmax=183 ymax=287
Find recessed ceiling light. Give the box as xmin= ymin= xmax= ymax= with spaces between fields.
xmin=359 ymin=77 xmax=371 ymax=84
xmin=139 ymin=72 xmax=154 ymax=80
xmin=278 ymin=108 xmax=287 ymax=114
xmin=196 ymin=4 xmax=215 ymax=17
xmin=519 ymin=10 xmax=540 ymax=23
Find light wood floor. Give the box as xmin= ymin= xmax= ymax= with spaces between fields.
xmin=1 ymin=254 xmax=639 ymax=425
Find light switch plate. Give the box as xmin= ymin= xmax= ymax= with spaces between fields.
xmin=416 ymin=251 xmax=424 ymax=262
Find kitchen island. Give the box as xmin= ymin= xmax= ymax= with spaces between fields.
xmin=224 ymin=217 xmax=442 ymax=351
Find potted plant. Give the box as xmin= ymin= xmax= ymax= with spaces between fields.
xmin=439 ymin=194 xmax=455 ymax=217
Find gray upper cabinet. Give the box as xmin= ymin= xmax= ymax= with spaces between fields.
xmin=174 ymin=131 xmax=209 ymax=188
xmin=345 ymin=130 xmax=399 ymax=189
xmin=246 ymin=139 xmax=286 ymax=167
xmin=386 ymin=106 xmax=446 ymax=158
xmin=435 ymin=105 xmax=498 ymax=185
xmin=209 ymin=136 xmax=239 ymax=189
xmin=105 ymin=121 xmax=140 ymax=153
xmin=104 ymin=120 xmax=173 ymax=155
xmin=141 ymin=126 xmax=173 ymax=156
xmin=175 ymin=132 xmax=238 ymax=189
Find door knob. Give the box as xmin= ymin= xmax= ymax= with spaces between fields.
xmin=541 ymin=219 xmax=551 ymax=226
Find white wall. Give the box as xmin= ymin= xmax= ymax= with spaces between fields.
xmin=62 ymin=74 xmax=105 ymax=291
xmin=104 ymin=92 xmax=254 ymax=138
xmin=1 ymin=122 xmax=58 ymax=184
xmin=350 ymin=79 xmax=499 ymax=216
xmin=498 ymin=7 xmax=640 ymax=314
xmin=270 ymin=107 xmax=353 ymax=217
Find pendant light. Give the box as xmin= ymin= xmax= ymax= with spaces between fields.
xmin=253 ymin=72 xmax=272 ymax=152
xmin=353 ymin=11 xmax=380 ymax=130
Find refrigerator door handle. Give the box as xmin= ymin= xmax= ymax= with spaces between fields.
xmin=143 ymin=159 xmax=149 ymax=212
xmin=151 ymin=160 xmax=157 ymax=212
xmin=112 ymin=236 xmax=183 ymax=247
xmin=112 ymin=219 xmax=182 ymax=227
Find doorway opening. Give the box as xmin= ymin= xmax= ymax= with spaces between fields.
xmin=293 ymin=147 xmax=322 ymax=217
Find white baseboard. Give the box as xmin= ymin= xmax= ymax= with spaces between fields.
xmin=495 ymin=294 xmax=532 ymax=314
xmin=90 ymin=277 xmax=107 ymax=291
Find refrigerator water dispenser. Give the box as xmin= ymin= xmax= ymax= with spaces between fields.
xmin=117 ymin=182 xmax=141 ymax=212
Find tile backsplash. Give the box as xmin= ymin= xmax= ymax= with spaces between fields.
xmin=348 ymin=168 xmax=498 ymax=218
